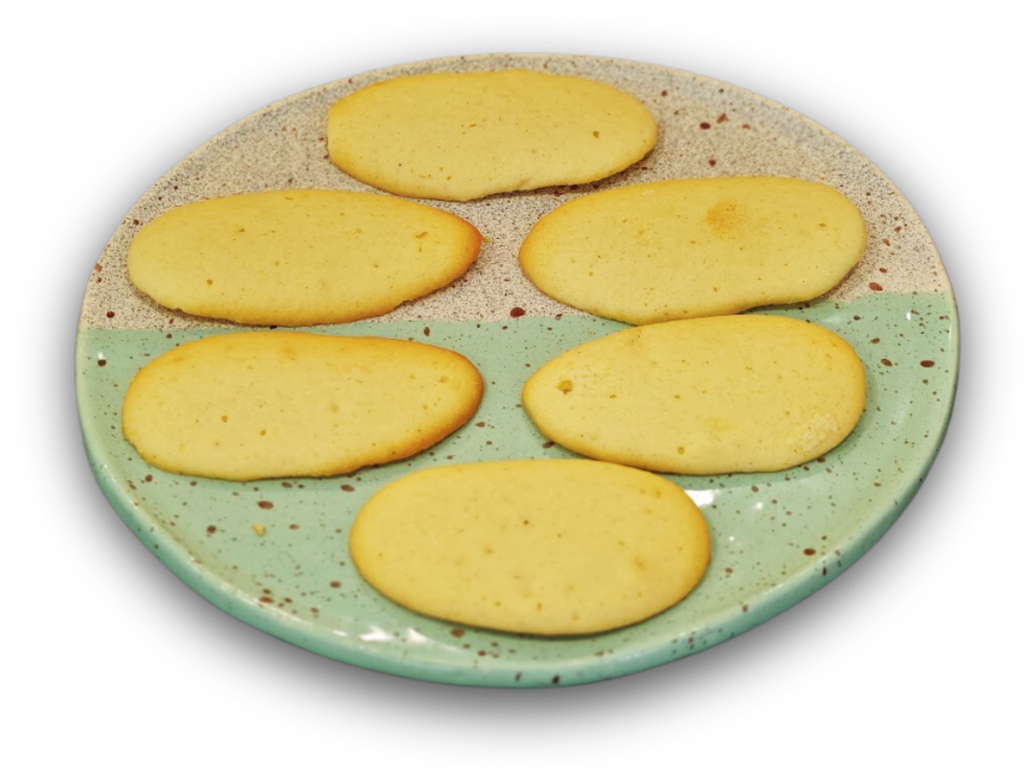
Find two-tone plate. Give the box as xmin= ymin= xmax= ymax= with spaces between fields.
xmin=76 ymin=53 xmax=957 ymax=687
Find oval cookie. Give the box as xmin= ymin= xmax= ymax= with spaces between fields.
xmin=350 ymin=460 xmax=710 ymax=635
xmin=327 ymin=70 xmax=658 ymax=201
xmin=127 ymin=190 xmax=481 ymax=326
xmin=122 ymin=332 xmax=483 ymax=480
xmin=522 ymin=316 xmax=866 ymax=474
xmin=519 ymin=177 xmax=866 ymax=324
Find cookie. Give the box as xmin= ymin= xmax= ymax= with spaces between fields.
xmin=327 ymin=69 xmax=658 ymax=201
xmin=522 ymin=315 xmax=866 ymax=474
xmin=127 ymin=190 xmax=481 ymax=326
xmin=122 ymin=332 xmax=483 ymax=480
xmin=350 ymin=460 xmax=710 ymax=635
xmin=519 ymin=177 xmax=866 ymax=324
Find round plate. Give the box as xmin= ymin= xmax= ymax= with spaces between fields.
xmin=76 ymin=53 xmax=958 ymax=687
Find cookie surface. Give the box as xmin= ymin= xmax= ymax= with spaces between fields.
xmin=350 ymin=460 xmax=710 ymax=635
xmin=522 ymin=315 xmax=866 ymax=474
xmin=327 ymin=69 xmax=657 ymax=201
xmin=122 ymin=332 xmax=483 ymax=480
xmin=519 ymin=177 xmax=866 ymax=324
xmin=127 ymin=190 xmax=481 ymax=326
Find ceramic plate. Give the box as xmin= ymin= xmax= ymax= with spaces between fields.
xmin=76 ymin=54 xmax=958 ymax=687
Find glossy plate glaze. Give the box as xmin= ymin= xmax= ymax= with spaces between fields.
xmin=76 ymin=54 xmax=958 ymax=687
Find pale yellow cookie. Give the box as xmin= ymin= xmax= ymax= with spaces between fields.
xmin=519 ymin=177 xmax=866 ymax=324
xmin=327 ymin=70 xmax=658 ymax=201
xmin=122 ymin=332 xmax=483 ymax=480
xmin=350 ymin=460 xmax=710 ymax=635
xmin=127 ymin=190 xmax=481 ymax=326
xmin=522 ymin=316 xmax=866 ymax=474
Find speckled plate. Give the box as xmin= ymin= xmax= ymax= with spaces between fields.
xmin=76 ymin=53 xmax=958 ymax=687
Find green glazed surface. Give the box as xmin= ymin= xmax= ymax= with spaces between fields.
xmin=77 ymin=292 xmax=956 ymax=686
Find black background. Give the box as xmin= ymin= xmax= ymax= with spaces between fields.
xmin=68 ymin=37 xmax=962 ymax=708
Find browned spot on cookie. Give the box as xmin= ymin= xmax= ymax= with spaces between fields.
xmin=705 ymin=199 xmax=747 ymax=237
